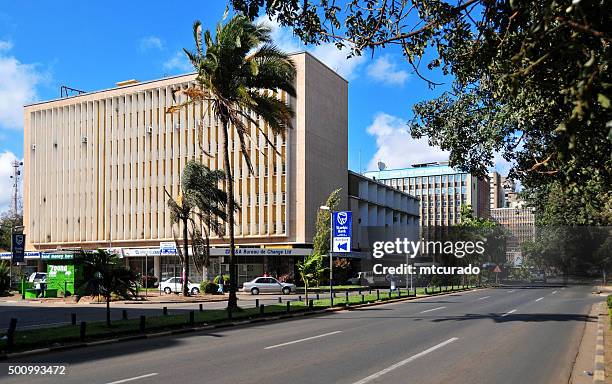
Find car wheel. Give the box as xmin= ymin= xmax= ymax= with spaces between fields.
xmin=282 ymin=287 xmax=291 ymax=295
xmin=191 ymin=287 xmax=200 ymax=295
xmin=251 ymin=287 xmax=260 ymax=295
xmin=163 ymin=287 xmax=172 ymax=294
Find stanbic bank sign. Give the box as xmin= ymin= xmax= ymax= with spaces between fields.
xmin=210 ymin=248 xmax=311 ymax=256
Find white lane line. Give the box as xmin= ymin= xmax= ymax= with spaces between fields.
xmin=264 ymin=331 xmax=342 ymax=350
xmin=477 ymin=296 xmax=490 ymax=300
xmin=420 ymin=306 xmax=446 ymax=313
xmin=352 ymin=338 xmax=459 ymax=384
xmin=507 ymin=290 xmax=515 ymax=293
xmin=105 ymin=373 xmax=159 ymax=384
xmin=535 ymin=297 xmax=544 ymax=302
xmin=551 ymin=290 xmax=558 ymax=295
xmin=501 ymin=309 xmax=517 ymax=317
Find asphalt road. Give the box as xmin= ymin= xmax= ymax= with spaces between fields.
xmin=0 ymin=284 xmax=601 ymax=384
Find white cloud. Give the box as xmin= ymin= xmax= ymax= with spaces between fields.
xmin=0 ymin=151 xmax=21 ymax=214
xmin=255 ymin=16 xmax=365 ymax=80
xmin=0 ymin=40 xmax=13 ymax=51
xmin=366 ymin=112 xmax=449 ymax=171
xmin=139 ymin=36 xmax=164 ymax=51
xmin=367 ymin=55 xmax=409 ymax=85
xmin=163 ymin=51 xmax=193 ymax=73
xmin=0 ymin=41 xmax=44 ymax=130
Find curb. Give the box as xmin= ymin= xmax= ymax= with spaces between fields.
xmin=0 ymin=286 xmax=480 ymax=360
xmin=593 ymin=302 xmax=606 ymax=384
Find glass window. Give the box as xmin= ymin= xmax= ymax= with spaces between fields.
xmin=442 ymin=175 xmax=447 ymax=183
xmin=462 ymin=174 xmax=467 ymax=181
xmin=435 ymin=176 xmax=441 ymax=182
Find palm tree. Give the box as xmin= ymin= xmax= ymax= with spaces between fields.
xmin=167 ymin=160 xmax=229 ymax=296
xmin=168 ymin=15 xmax=296 ymax=309
xmin=82 ymin=249 xmax=138 ymax=326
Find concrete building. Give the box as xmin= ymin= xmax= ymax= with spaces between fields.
xmin=21 ymin=51 xmax=420 ymax=284
xmin=22 ymin=52 xmax=350 ymax=283
xmin=489 ymin=171 xmax=505 ymax=209
xmin=490 ymin=207 xmax=535 ymax=265
xmin=363 ymin=162 xmax=490 ymax=227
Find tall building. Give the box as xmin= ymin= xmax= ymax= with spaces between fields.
xmin=22 ymin=52 xmax=349 ymax=282
xmin=363 ymin=162 xmax=490 ymax=227
xmin=490 ymin=207 xmax=535 ymax=265
xmin=489 ymin=171 xmax=505 ymax=209
xmin=20 ymin=51 xmax=420 ymax=284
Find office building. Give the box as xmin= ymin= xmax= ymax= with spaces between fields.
xmin=490 ymin=207 xmax=535 ymax=265
xmin=489 ymin=171 xmax=505 ymax=209
xmin=363 ymin=162 xmax=490 ymax=227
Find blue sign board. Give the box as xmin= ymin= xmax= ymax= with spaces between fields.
xmin=332 ymin=211 xmax=352 ymax=253
xmin=11 ymin=233 xmax=25 ymax=263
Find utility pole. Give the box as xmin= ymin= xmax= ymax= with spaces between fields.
xmin=9 ymin=160 xmax=24 ymax=290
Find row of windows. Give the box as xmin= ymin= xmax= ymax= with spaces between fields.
xmin=385 ymin=174 xmax=469 ymax=188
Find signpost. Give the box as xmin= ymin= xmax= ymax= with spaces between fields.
xmin=10 ymin=232 xmax=25 ymax=290
xmin=330 ymin=211 xmax=352 ymax=306
xmin=493 ymin=264 xmax=501 ymax=285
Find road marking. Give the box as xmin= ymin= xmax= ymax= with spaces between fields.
xmin=352 ymin=338 xmax=459 ymax=384
xmin=507 ymin=290 xmax=515 ymax=293
xmin=264 ymin=331 xmax=342 ymax=350
xmin=420 ymin=306 xmax=446 ymax=313
xmin=551 ymin=290 xmax=558 ymax=295
xmin=535 ymin=297 xmax=544 ymax=302
xmin=477 ymin=296 xmax=490 ymax=300
xmin=501 ymin=309 xmax=517 ymax=317
xmin=105 ymin=373 xmax=159 ymax=384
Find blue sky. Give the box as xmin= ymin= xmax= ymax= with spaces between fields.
xmin=0 ymin=1 xmax=510 ymax=212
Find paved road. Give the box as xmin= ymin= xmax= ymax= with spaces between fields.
xmin=0 ymin=285 xmax=601 ymax=384
xmin=0 ymin=289 xmax=387 ymax=329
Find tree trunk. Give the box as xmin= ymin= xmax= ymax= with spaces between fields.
xmin=222 ymin=122 xmax=238 ymax=310
xmin=106 ymin=297 xmax=111 ymax=326
xmin=182 ymin=214 xmax=190 ymax=296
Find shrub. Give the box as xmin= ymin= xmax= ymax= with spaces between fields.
xmin=200 ymin=280 xmax=218 ymax=294
xmin=607 ymin=294 xmax=612 ymax=309
xmin=0 ymin=261 xmax=10 ymax=295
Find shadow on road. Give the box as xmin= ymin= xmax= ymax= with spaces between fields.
xmin=429 ymin=312 xmax=597 ymax=324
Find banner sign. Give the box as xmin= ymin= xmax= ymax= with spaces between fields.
xmin=11 ymin=233 xmax=25 ymax=263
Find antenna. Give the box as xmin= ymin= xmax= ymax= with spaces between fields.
xmin=377 ymin=161 xmax=386 ymax=171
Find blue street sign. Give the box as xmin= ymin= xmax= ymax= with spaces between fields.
xmin=11 ymin=233 xmax=25 ymax=263
xmin=332 ymin=211 xmax=352 ymax=253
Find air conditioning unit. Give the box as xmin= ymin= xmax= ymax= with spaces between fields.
xmin=81 ymin=136 xmax=88 ymax=144
xmin=31 ymin=144 xmax=36 ymax=150
xmin=146 ymin=125 xmax=153 ymax=134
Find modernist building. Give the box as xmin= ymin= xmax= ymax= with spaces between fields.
xmin=363 ymin=162 xmax=490 ymax=227
xmin=21 ymin=51 xmax=420 ymax=284
xmin=490 ymin=207 xmax=535 ymax=265
xmin=22 ymin=52 xmax=350 ymax=283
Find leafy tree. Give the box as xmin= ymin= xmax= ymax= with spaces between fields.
xmin=233 ymin=0 xmax=611 ymax=226
xmin=456 ymin=204 xmax=507 ymax=267
xmin=81 ymin=250 xmax=138 ymax=326
xmin=297 ymin=252 xmax=324 ymax=303
xmin=168 ymin=15 xmax=296 ymax=309
xmin=166 ymin=160 xmax=229 ymax=296
xmin=312 ymin=188 xmax=342 ymax=258
xmin=0 ymin=212 xmax=22 ymax=252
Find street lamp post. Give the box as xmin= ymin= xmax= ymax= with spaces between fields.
xmin=319 ymin=206 xmax=333 ymax=307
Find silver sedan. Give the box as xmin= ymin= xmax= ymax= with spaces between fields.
xmin=242 ymin=277 xmax=295 ymax=295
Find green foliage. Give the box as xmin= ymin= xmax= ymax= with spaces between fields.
xmin=312 ymin=188 xmax=342 ymax=257
xmin=297 ymin=253 xmax=325 ymax=302
xmin=0 ymin=261 xmax=10 ymax=295
xmin=607 ymin=295 xmax=612 ymax=309
xmin=234 ymin=0 xmax=612 ymax=227
xmin=456 ymin=205 xmax=508 ymax=265
xmin=170 ymin=15 xmax=296 ymax=310
xmin=213 ymin=275 xmax=229 ymax=285
xmin=81 ymin=249 xmax=138 ymax=325
xmin=0 ymin=212 xmax=22 ymax=252
xmin=200 ymin=280 xmax=219 ymax=294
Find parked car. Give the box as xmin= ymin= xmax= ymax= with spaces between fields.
xmin=159 ymin=277 xmax=200 ymax=295
xmin=242 ymin=277 xmax=295 ymax=295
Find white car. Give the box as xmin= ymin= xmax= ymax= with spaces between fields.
xmin=242 ymin=277 xmax=295 ymax=295
xmin=159 ymin=277 xmax=200 ymax=295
